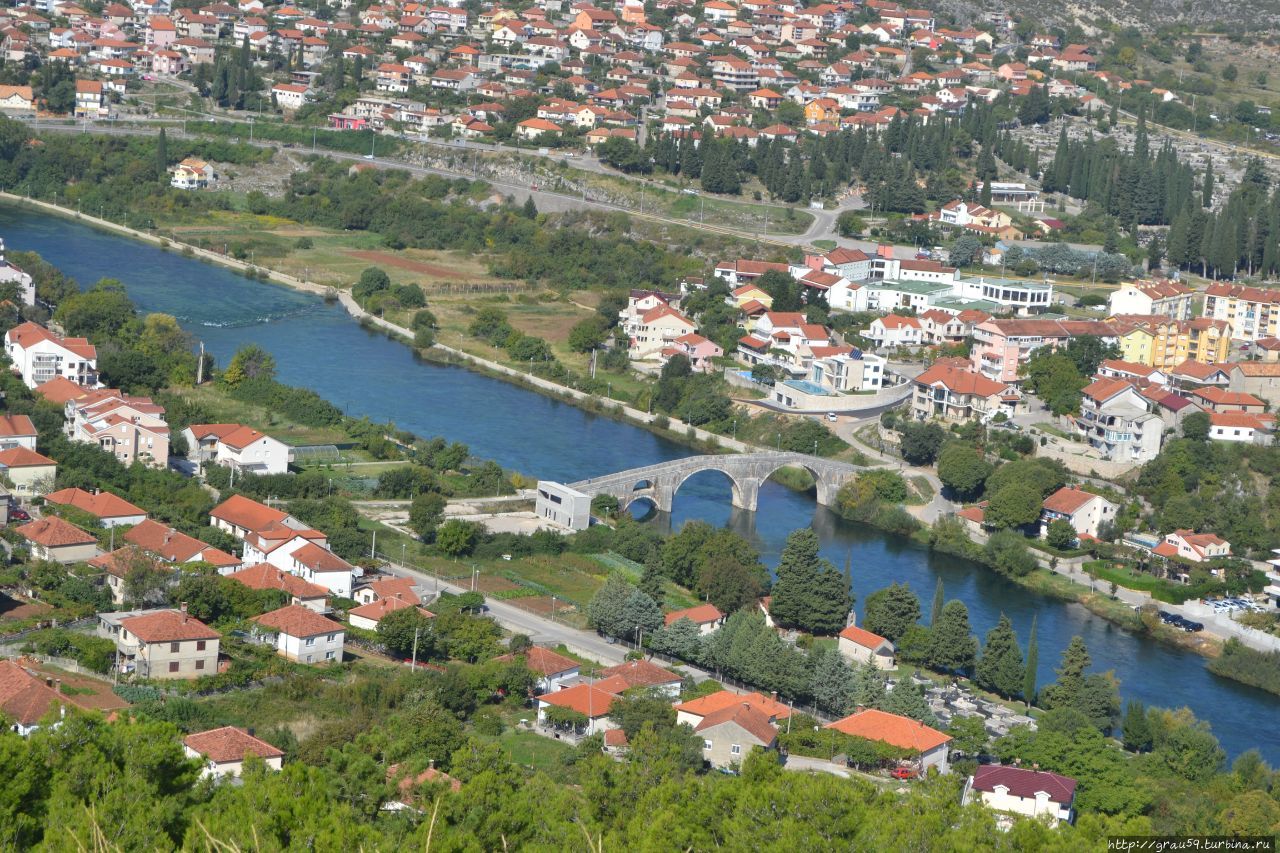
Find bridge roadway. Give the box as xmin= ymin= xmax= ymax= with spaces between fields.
xmin=568 ymin=451 xmax=869 ymax=513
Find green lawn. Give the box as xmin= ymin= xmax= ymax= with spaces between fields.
xmin=169 ymin=384 xmax=353 ymax=448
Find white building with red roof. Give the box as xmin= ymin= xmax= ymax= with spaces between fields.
xmin=911 ymin=362 xmax=1016 ymax=423
xmin=347 ymin=595 xmax=433 ymax=630
xmin=106 ymin=607 xmax=220 ymax=679
xmin=625 ymin=303 xmax=697 ymax=360
xmin=66 ymin=388 xmax=170 ymax=468
xmin=964 ymin=765 xmax=1076 ymax=826
xmin=45 ymin=487 xmax=146 ymax=527
xmin=496 ymin=645 xmax=581 ymax=693
xmin=663 ymin=603 xmax=725 ymax=634
xmin=865 ymin=313 xmax=923 ymax=348
xmin=184 ymin=726 xmax=284 ymax=778
xmin=252 ymin=604 xmax=345 ymax=664
xmin=228 ymin=563 xmax=329 ymax=611
xmin=826 ymin=708 xmax=952 ymax=772
xmin=17 ymin=516 xmax=98 ymax=564
xmin=1039 ymin=486 xmax=1116 ymax=541
xmin=4 ymin=321 xmax=98 ymax=389
xmin=536 ymin=682 xmax=620 ymax=735
xmin=181 ymin=423 xmax=290 ymax=474
xmin=1156 ymin=530 xmax=1231 ymax=564
xmin=837 ymin=622 xmax=895 ymax=669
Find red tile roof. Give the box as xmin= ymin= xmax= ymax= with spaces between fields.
xmin=121 ymin=609 xmax=219 ymax=643
xmin=694 ymin=701 xmax=778 ymax=744
xmin=914 ymin=363 xmax=1007 ymax=397
xmin=0 ymin=447 xmax=56 ymax=468
xmin=598 ymin=658 xmax=681 ymax=689
xmin=664 ymin=603 xmax=723 ymax=626
xmin=0 ymin=660 xmax=72 ymax=725
xmin=291 ymin=542 xmax=353 ymax=573
xmin=45 ymin=487 xmax=145 ymax=520
xmin=253 ymin=604 xmax=343 ymax=638
xmin=825 ymin=708 xmax=951 ymax=752
xmin=228 ymin=563 xmax=328 ymax=599
xmin=497 ymin=645 xmax=580 ymax=677
xmin=1041 ymin=486 xmax=1101 ymax=515
xmin=211 ymin=494 xmax=289 ymax=533
xmin=183 ymin=726 xmax=284 ymax=763
xmin=0 ymin=414 xmax=36 ymax=437
xmin=675 ymin=689 xmax=790 ymax=720
xmin=838 ymin=624 xmax=890 ymax=650
xmin=537 ymin=682 xmax=618 ymax=717
xmin=18 ymin=516 xmax=97 ymax=548
xmin=347 ymin=596 xmax=432 ymax=623
xmin=971 ymin=764 xmax=1076 ymax=805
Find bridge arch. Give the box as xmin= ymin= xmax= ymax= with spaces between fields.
xmin=669 ymin=465 xmax=751 ymax=512
xmin=752 ymin=458 xmax=848 ymax=507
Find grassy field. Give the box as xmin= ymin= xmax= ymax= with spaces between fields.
xmin=169 ymin=384 xmax=352 ymax=448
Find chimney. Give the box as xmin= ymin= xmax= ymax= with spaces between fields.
xmin=771 ymin=691 xmax=778 ymax=702
xmin=180 ymin=602 xmax=188 ymax=623
xmin=855 ymin=705 xmax=865 ymax=714
xmin=1031 ymin=763 xmax=1039 ymax=771
xmin=45 ymin=677 xmax=53 ymax=688
xmin=428 ymin=759 xmax=436 ymax=769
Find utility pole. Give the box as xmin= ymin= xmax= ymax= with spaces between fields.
xmin=411 ymin=627 xmax=419 ymax=671
xmin=196 ymin=341 xmax=205 ymax=385
xmin=371 ymin=529 xmax=377 ymax=560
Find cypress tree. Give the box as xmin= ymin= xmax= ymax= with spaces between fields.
xmin=974 ymin=614 xmax=1025 ymax=699
xmin=155 ymin=127 xmax=168 ymax=182
xmin=929 ymin=577 xmax=944 ymax=627
xmin=1122 ymin=699 xmax=1153 ymax=752
xmin=1023 ymin=615 xmax=1038 ymax=708
xmin=1202 ymin=160 xmax=1215 ymax=207
xmin=927 ymin=600 xmax=978 ymax=674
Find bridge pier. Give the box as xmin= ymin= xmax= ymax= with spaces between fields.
xmin=732 ymin=477 xmax=762 ymax=513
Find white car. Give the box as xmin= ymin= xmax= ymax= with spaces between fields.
xmin=825 ymin=412 xmax=838 ymax=422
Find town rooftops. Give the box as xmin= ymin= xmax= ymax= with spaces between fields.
xmin=253 ymin=604 xmax=343 ymax=638
xmin=18 ymin=516 xmax=96 ymax=548
xmin=125 ymin=519 xmax=239 ymax=567
xmin=359 ymin=576 xmax=419 ymax=603
xmin=825 ymin=708 xmax=952 ymax=752
xmin=664 ymin=603 xmax=724 ymax=626
xmin=184 ymin=726 xmax=284 ymax=764
xmin=1233 ymin=362 xmax=1280 ymax=377
xmin=1192 ymin=387 xmax=1264 ymax=408
xmin=45 ymin=487 xmax=145 ymax=520
xmin=121 ymin=609 xmax=219 ymax=643
xmin=0 ymin=660 xmax=80 ymax=726
xmin=1042 ymin=486 xmax=1101 ymax=515
xmin=970 ymin=764 xmax=1076 ymax=805
xmin=537 ymin=682 xmax=618 ymax=717
xmin=0 ymin=447 xmax=55 ymax=468
xmin=291 ymin=542 xmax=353 ymax=573
xmin=34 ymin=377 xmax=92 ymax=405
xmin=228 ymin=563 xmax=328 ymax=599
xmin=211 ymin=494 xmax=289 ymax=532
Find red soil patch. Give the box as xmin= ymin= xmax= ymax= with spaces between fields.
xmin=345 ymin=250 xmax=464 ymax=278
xmin=473 ymin=575 xmax=522 ymax=594
xmin=509 ymin=595 xmax=575 ymax=619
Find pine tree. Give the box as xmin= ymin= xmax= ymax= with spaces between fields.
xmin=1202 ymin=160 xmax=1215 ymax=208
xmin=929 ymin=578 xmax=944 ymax=627
xmin=1121 ymin=699 xmax=1153 ymax=752
xmin=1039 ymin=635 xmax=1090 ymax=712
xmin=769 ymin=529 xmax=849 ymax=635
xmin=974 ymin=614 xmax=1024 ymax=699
xmin=927 ymin=600 xmax=978 ymax=674
xmin=809 ymin=647 xmax=857 ymax=716
xmin=883 ymin=676 xmax=935 ymax=725
xmin=852 ymin=660 xmax=887 ymax=708
xmin=638 ymin=555 xmax=665 ymax=605
xmin=1023 ymin=615 xmax=1038 ymax=708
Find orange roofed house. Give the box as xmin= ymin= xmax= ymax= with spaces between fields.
xmin=99 ymin=607 xmax=221 ymax=680
xmin=1155 ymin=530 xmax=1231 ymax=564
xmin=228 ymin=563 xmax=329 ymax=612
xmin=826 ymin=708 xmax=952 ymax=773
xmin=18 ymin=516 xmax=98 ymax=564
xmin=536 ymin=682 xmax=620 ymax=736
xmin=911 ymin=363 xmax=1017 ymax=424
xmin=45 ymin=487 xmax=146 ymax=528
xmin=183 ymin=726 xmax=284 ymax=778
xmin=4 ymin=321 xmax=97 ymax=389
xmin=181 ymin=423 xmax=291 ymax=475
xmin=252 ymin=604 xmax=345 ymax=664
xmin=0 ymin=659 xmax=102 ymax=736
xmin=496 ymin=645 xmax=581 ymax=693
xmin=837 ymin=623 xmax=895 ymax=669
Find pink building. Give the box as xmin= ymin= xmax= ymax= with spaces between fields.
xmin=971 ymin=319 xmax=1114 ymax=383
xmin=329 ymin=114 xmax=368 ymax=130
xmin=665 ymin=333 xmax=723 ymax=373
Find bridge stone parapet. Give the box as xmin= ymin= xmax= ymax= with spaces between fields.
xmin=569 ymin=452 xmax=870 ymax=514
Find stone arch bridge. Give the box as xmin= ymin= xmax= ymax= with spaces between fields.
xmin=568 ymin=452 xmax=869 ymax=514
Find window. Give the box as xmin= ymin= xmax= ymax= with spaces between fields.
xmin=170 ymin=642 xmax=180 ymax=653
xmin=195 ymin=659 xmax=205 ymax=671
xmin=168 ymin=661 xmax=179 ymax=673
xmin=731 ymin=744 xmax=741 ymax=755
xmin=305 ymin=637 xmax=315 ymax=646
xmin=326 ymin=651 xmax=336 ymax=660
xmin=703 ymin=740 xmax=712 ymax=751
xmin=327 ymin=634 xmax=336 ymax=642
xmin=196 ymin=640 xmax=206 ymax=651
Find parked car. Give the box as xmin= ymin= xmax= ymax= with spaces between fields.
xmin=9 ymin=508 xmax=28 ymax=521
xmin=890 ymin=767 xmax=918 ymax=780
xmin=826 ymin=412 xmax=838 ymax=422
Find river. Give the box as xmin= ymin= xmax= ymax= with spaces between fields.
xmin=5 ymin=204 xmax=1277 ymax=762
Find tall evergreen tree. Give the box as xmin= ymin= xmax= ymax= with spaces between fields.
xmin=1121 ymin=700 xmax=1153 ymax=753
xmin=974 ymin=614 xmax=1025 ymax=699
xmin=927 ymin=600 xmax=978 ymax=674
xmin=808 ymin=647 xmax=857 ymax=716
xmin=882 ymin=676 xmax=935 ymax=725
xmin=1023 ymin=615 xmax=1038 ymax=708
xmin=155 ymin=128 xmax=167 ymax=182
xmin=768 ymin=529 xmax=849 ymax=635
xmin=929 ymin=578 xmax=944 ymax=627
xmin=1039 ymin=635 xmax=1090 ymax=712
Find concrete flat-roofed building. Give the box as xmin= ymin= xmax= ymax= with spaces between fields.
xmin=535 ymin=481 xmax=590 ymax=530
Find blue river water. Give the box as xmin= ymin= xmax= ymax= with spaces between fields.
xmin=6 ymin=204 xmax=1277 ymax=762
